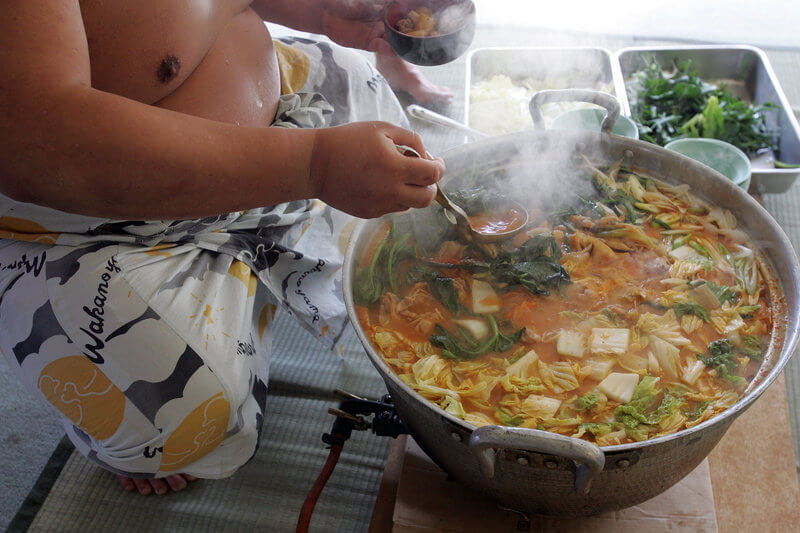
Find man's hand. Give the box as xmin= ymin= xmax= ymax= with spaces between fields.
xmin=318 ymin=0 xmax=390 ymax=52
xmin=319 ymin=1 xmax=454 ymax=103
xmin=253 ymin=0 xmax=453 ymax=103
xmin=309 ymin=122 xmax=445 ymax=219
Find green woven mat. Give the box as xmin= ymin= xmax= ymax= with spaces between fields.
xmin=15 ymin=27 xmax=800 ymax=533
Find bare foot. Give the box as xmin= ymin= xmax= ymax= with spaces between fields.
xmin=115 ymin=473 xmax=197 ymax=495
xmin=375 ymin=47 xmax=454 ymax=105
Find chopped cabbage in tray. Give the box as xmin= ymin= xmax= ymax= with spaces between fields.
xmin=470 ymin=74 xmax=616 ymax=136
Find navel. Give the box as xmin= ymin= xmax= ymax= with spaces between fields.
xmin=157 ymin=55 xmax=181 ymax=83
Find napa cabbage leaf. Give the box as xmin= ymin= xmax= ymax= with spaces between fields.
xmin=614 ymin=375 xmax=684 ymax=429
xmin=430 ymin=315 xmax=522 ymax=360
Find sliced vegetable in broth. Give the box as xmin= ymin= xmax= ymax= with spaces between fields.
xmin=354 ymin=159 xmax=773 ymax=445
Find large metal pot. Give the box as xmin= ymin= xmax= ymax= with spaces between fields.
xmin=342 ymin=92 xmax=800 ymax=516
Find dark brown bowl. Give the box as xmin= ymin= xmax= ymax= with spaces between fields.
xmin=384 ymin=0 xmax=476 ymax=66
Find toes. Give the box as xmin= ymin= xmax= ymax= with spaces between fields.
xmin=115 ymin=475 xmax=136 ymax=492
xmin=165 ymin=474 xmax=188 ymax=492
xmin=133 ymin=478 xmax=152 ymax=495
xmin=150 ymin=478 xmax=170 ymax=495
xmin=117 ymin=473 xmax=197 ymax=495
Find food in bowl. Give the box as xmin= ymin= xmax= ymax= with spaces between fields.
xmin=353 ymin=158 xmax=773 ymax=446
xmin=396 ymin=7 xmax=440 ymax=36
xmin=384 ymin=1 xmax=475 ymax=66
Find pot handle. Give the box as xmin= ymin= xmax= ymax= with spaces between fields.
xmin=468 ymin=425 xmax=605 ymax=494
xmin=406 ymin=104 xmax=489 ymax=140
xmin=528 ymin=89 xmax=621 ymax=134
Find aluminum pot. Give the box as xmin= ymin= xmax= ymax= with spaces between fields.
xmin=342 ymin=92 xmax=800 ymax=516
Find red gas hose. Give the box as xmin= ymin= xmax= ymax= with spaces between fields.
xmin=296 ymin=443 xmax=344 ymax=533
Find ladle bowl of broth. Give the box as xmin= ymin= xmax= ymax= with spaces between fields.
xmin=343 ymin=128 xmax=800 ymax=516
xmin=384 ymin=0 xmax=476 ymax=66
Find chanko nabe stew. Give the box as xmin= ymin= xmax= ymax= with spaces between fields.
xmin=354 ymin=158 xmax=773 ymax=445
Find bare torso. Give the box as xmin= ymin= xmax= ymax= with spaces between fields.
xmin=79 ymin=0 xmax=281 ymax=126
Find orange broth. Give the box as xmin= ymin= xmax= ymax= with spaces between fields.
xmin=468 ymin=206 xmax=526 ymax=235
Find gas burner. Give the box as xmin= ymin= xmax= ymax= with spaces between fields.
xmin=297 ymin=389 xmax=407 ymax=532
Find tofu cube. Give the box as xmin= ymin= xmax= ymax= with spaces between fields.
xmin=583 ymin=358 xmax=615 ymax=381
xmin=454 ymin=318 xmax=490 ymax=341
xmin=590 ymin=328 xmax=630 ymax=354
xmin=471 ymin=279 xmax=501 ymax=314
xmin=557 ymin=330 xmax=586 ymax=359
xmin=597 ymin=372 xmax=640 ymax=404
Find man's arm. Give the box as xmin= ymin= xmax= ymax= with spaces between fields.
xmin=251 ymin=0 xmax=453 ymax=103
xmin=250 ymin=0 xmax=384 ymax=38
xmin=0 ymin=0 xmax=441 ymax=220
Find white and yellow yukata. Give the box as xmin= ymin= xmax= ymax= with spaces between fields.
xmin=0 ymin=38 xmax=407 ymax=479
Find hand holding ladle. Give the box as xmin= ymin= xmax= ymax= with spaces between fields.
xmin=395 ymin=144 xmax=529 ymax=243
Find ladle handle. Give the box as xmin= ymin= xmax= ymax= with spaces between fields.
xmin=406 ymin=104 xmax=489 ymax=140
xmin=468 ymin=425 xmax=605 ymax=494
xmin=434 ymin=185 xmax=471 ymax=227
xmin=396 ymin=144 xmax=470 ymax=226
xmin=529 ymin=89 xmax=621 ymax=134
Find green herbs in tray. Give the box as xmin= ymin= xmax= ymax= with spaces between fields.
xmin=628 ymin=59 xmax=780 ymax=156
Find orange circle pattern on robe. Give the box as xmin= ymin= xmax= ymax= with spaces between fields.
xmin=38 ymin=355 xmax=126 ymax=441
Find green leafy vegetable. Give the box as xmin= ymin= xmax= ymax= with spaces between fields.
xmin=672 ymin=235 xmax=690 ymax=250
xmin=706 ymin=281 xmax=738 ymax=306
xmin=549 ymin=196 xmax=608 ymax=227
xmin=672 ymin=302 xmax=710 ymax=322
xmin=427 ymin=276 xmax=461 ymax=314
xmin=697 ymin=339 xmax=746 ymax=386
xmin=496 ymin=408 xmax=524 ymax=426
xmin=688 ymin=240 xmax=713 ymax=259
xmin=420 ymin=234 xmax=570 ymax=297
xmin=488 ymin=234 xmax=571 ymax=295
xmin=449 ymin=186 xmax=494 ymax=215
xmin=683 ymin=401 xmax=710 ymax=420
xmin=652 ymin=217 xmax=672 ymax=230
xmin=354 ymin=222 xmax=414 ymax=305
xmin=737 ymin=335 xmax=764 ymax=361
xmin=625 ymin=425 xmax=651 ymax=442
xmin=737 ymin=304 xmax=761 ymax=318
xmin=614 ymin=375 xmax=683 ymax=429
xmin=576 ymin=393 xmax=604 ymax=413
xmin=629 ymin=59 xmax=779 ymax=155
xmin=353 ymin=238 xmax=389 ymax=306
xmin=386 ymin=233 xmax=413 ymax=292
xmin=591 ymin=174 xmax=640 ymax=222
xmin=701 ymin=95 xmax=725 ymax=139
xmin=578 ymin=422 xmax=613 ymax=437
xmin=430 ymin=315 xmax=523 ymax=360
